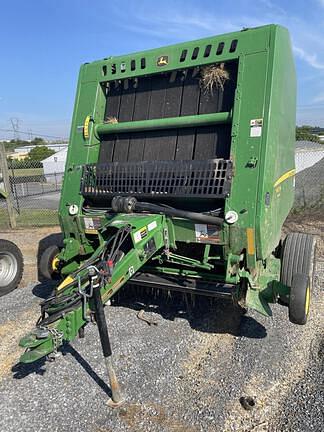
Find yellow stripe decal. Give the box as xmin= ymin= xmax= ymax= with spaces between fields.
xmin=57 ymin=275 xmax=74 ymax=292
xmin=274 ymin=169 xmax=296 ymax=188
xmin=246 ymin=228 xmax=255 ymax=255
xmin=83 ymin=115 xmax=91 ymax=139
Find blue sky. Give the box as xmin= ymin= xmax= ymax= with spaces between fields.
xmin=1 ymin=0 xmax=323 ymax=140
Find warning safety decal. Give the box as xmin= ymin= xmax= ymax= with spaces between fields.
xmin=250 ymin=118 xmax=263 ymax=137
xmin=84 ymin=217 xmax=101 ymax=233
xmin=133 ymin=226 xmax=148 ymax=243
xmin=195 ymin=224 xmax=220 ymax=244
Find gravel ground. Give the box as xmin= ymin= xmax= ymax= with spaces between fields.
xmin=295 ymin=156 xmax=324 ymax=208
xmin=0 ymin=220 xmax=323 ymax=432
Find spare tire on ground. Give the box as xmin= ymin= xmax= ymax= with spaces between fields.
xmin=0 ymin=239 xmax=24 ymax=297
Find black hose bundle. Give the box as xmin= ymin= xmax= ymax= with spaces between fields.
xmin=111 ymin=196 xmax=224 ymax=226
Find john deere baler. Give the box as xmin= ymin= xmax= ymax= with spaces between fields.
xmin=20 ymin=24 xmax=315 ymax=405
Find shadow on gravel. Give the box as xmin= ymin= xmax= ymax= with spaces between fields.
xmin=12 ymin=358 xmax=47 ymax=379
xmin=239 ymin=316 xmax=267 ymax=339
xmin=12 ymin=344 xmax=113 ymax=397
xmin=113 ymin=290 xmax=267 ymax=339
xmin=32 ymin=281 xmax=56 ymax=299
xmin=62 ymin=345 xmax=112 ymax=397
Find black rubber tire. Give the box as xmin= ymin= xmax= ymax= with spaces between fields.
xmin=280 ymin=232 xmax=316 ymax=304
xmin=0 ymin=239 xmax=24 ymax=297
xmin=39 ymin=245 xmax=61 ymax=280
xmin=289 ymin=273 xmax=310 ymax=325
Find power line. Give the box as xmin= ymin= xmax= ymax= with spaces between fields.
xmin=0 ymin=128 xmax=67 ymax=140
xmin=297 ymin=103 xmax=324 ymax=108
xmin=10 ymin=118 xmax=20 ymax=140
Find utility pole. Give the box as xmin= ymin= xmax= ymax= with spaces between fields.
xmin=0 ymin=143 xmax=16 ymax=228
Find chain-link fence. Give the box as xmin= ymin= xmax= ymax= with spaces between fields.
xmin=0 ymin=147 xmax=62 ymax=228
xmin=0 ymin=144 xmax=323 ymax=229
xmin=295 ymin=147 xmax=324 ymax=210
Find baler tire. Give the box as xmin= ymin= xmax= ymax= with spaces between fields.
xmin=39 ymin=245 xmax=61 ymax=281
xmin=280 ymin=232 xmax=316 ymax=305
xmin=0 ymin=239 xmax=24 ymax=297
xmin=289 ymin=273 xmax=310 ymax=325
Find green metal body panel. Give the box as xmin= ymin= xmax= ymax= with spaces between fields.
xmin=60 ymin=24 xmax=295 ymax=266
xmin=19 ymin=25 xmax=297 ymax=363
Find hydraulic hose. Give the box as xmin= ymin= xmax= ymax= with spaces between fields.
xmin=136 ymin=202 xmax=224 ymax=225
xmin=111 ymin=196 xmax=224 ymax=226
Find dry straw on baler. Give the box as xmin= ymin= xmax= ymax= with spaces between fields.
xmin=200 ymin=63 xmax=229 ymax=94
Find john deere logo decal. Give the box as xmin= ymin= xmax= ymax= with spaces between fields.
xmin=157 ymin=55 xmax=168 ymax=66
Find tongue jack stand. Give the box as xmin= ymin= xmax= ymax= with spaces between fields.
xmin=90 ymin=270 xmax=125 ymax=408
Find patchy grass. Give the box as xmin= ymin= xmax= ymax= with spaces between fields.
xmin=0 ymin=209 xmax=58 ymax=228
xmin=8 ymin=168 xmax=44 ymax=178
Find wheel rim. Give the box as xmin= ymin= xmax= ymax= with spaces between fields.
xmin=51 ymin=256 xmax=60 ymax=272
xmin=305 ymin=285 xmax=310 ymax=316
xmin=0 ymin=252 xmax=18 ymax=287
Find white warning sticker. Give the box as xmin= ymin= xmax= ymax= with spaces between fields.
xmin=84 ymin=217 xmax=101 ymax=233
xmin=128 ymin=266 xmax=135 ymax=276
xmin=133 ymin=231 xmax=142 ymax=243
xmin=84 ymin=217 xmax=95 ymax=230
xmin=250 ymin=118 xmax=263 ymax=137
xmin=147 ymin=221 xmax=157 ymax=231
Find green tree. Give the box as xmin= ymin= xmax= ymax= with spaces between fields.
xmin=296 ymin=125 xmax=320 ymax=142
xmin=3 ymin=139 xmax=30 ymax=152
xmin=31 ymin=137 xmax=46 ymax=145
xmin=28 ymin=146 xmax=55 ymax=161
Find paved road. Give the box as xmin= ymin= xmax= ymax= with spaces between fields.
xmin=15 ymin=192 xmax=60 ymax=210
xmin=12 ymin=182 xmax=61 ymax=198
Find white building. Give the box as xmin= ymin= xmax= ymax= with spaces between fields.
xmin=318 ymin=135 xmax=324 ymax=143
xmin=15 ymin=143 xmax=68 ymax=155
xmin=42 ymin=148 xmax=67 ymax=183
